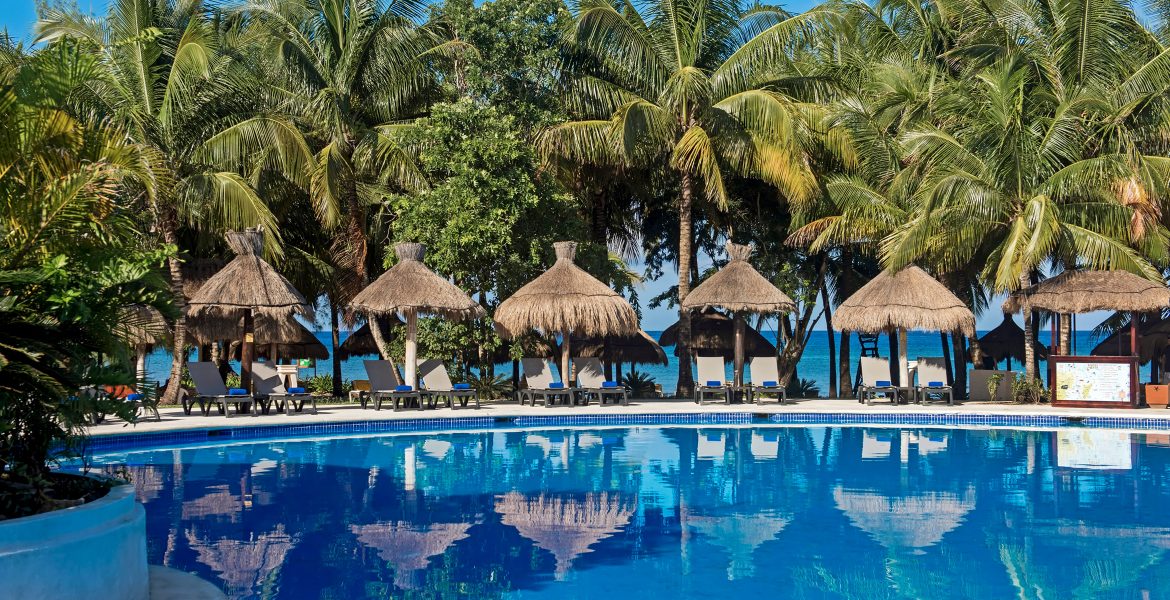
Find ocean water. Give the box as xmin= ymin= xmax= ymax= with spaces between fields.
xmin=81 ymin=425 xmax=1170 ymax=599
xmin=142 ymin=330 xmax=1139 ymax=396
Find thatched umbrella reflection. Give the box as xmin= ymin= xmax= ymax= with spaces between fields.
xmin=682 ymin=243 xmax=795 ymax=386
xmin=660 ymin=308 xmax=776 ymax=359
xmin=351 ymin=242 xmax=484 ymax=390
xmin=833 ymin=487 xmax=975 ymax=551
xmin=835 ymin=266 xmax=975 ymax=387
xmin=116 ymin=305 xmax=168 ymax=382
xmin=495 ymin=242 xmax=638 ymax=381
xmin=186 ymin=230 xmax=311 ymax=392
xmin=688 ymin=513 xmax=789 ymax=579
xmin=495 ymin=491 xmax=635 ymax=579
xmin=974 ymin=313 xmax=1048 ymax=369
xmin=350 ymin=521 xmax=472 ymax=589
xmin=185 ymin=526 xmax=294 ymax=598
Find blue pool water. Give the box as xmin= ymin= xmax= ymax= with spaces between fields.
xmin=85 ymin=425 xmax=1170 ymax=599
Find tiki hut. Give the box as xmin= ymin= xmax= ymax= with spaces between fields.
xmin=350 ymin=521 xmax=472 ymax=589
xmin=835 ymin=266 xmax=975 ymax=387
xmin=660 ymin=308 xmax=777 ymax=359
xmin=186 ymin=230 xmax=311 ymax=392
xmin=1004 ymin=270 xmax=1170 ymax=361
xmin=189 ymin=314 xmax=327 ymax=361
xmin=495 ymin=491 xmax=635 ymax=580
xmin=973 ymin=313 xmax=1048 ymax=369
xmin=682 ymin=243 xmax=795 ymax=386
xmin=1091 ymin=315 xmax=1170 ymax=380
xmin=571 ymin=330 xmax=667 ymax=380
xmin=495 ymin=242 xmax=638 ymax=381
xmin=117 ymin=305 xmax=168 ymax=381
xmin=335 ymin=318 xmax=403 ymax=360
xmin=832 ymin=487 xmax=975 ymax=550
xmin=350 ymin=242 xmax=485 ymax=390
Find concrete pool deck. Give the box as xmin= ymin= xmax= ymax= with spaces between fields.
xmin=84 ymin=397 xmax=1170 ymax=437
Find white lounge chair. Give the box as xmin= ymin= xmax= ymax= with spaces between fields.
xmin=419 ymin=359 xmax=478 ymax=409
xmin=857 ymin=357 xmax=900 ymax=405
xmin=747 ymin=356 xmax=787 ymax=404
xmin=695 ymin=355 xmax=730 ymax=404
xmin=252 ymin=361 xmax=316 ymax=415
xmin=520 ymin=358 xmax=575 ymax=406
xmin=574 ymin=357 xmax=628 ymax=406
xmin=186 ymin=361 xmax=255 ymax=417
xmin=915 ymin=357 xmax=955 ymax=405
xmin=364 ymin=360 xmax=421 ymax=410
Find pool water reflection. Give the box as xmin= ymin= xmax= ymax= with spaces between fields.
xmin=86 ymin=426 xmax=1170 ymax=599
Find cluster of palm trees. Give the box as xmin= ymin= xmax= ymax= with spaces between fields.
xmin=18 ymin=0 xmax=1170 ymax=401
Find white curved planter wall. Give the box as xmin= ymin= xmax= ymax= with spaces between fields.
xmin=0 ymin=483 xmax=148 ymax=600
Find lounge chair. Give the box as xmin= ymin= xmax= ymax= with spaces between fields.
xmin=519 ymin=358 xmax=575 ymax=407
xmin=915 ymin=357 xmax=955 ymax=405
xmin=857 ymin=357 xmax=900 ymax=405
xmin=419 ymin=359 xmax=479 ymax=409
xmin=349 ymin=379 xmax=371 ymax=407
xmin=694 ymin=355 xmax=731 ymax=404
xmin=252 ymin=361 xmax=316 ymax=415
xmin=364 ymin=360 xmax=422 ymax=410
xmin=186 ymin=361 xmax=255 ymax=417
xmin=575 ymin=357 xmax=628 ymax=406
xmin=747 ymin=356 xmax=787 ymax=404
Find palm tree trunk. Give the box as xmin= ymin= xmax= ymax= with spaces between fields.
xmin=940 ymin=332 xmax=953 ymax=383
xmin=1021 ymin=273 xmax=1036 ymax=381
xmin=821 ymin=282 xmax=837 ymax=398
xmin=951 ymin=332 xmax=968 ymax=400
xmin=838 ymin=330 xmax=852 ymax=398
xmin=369 ymin=315 xmax=397 ymax=373
xmin=676 ymin=170 xmax=696 ymax=397
xmin=887 ymin=332 xmax=900 ymax=386
xmin=330 ymin=299 xmax=343 ymax=398
xmin=161 ymin=221 xmax=188 ymax=405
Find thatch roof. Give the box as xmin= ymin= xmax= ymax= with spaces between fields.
xmin=1004 ymin=270 xmax=1170 ymax=314
xmin=180 ymin=258 xmax=226 ymax=300
xmin=1091 ymin=314 xmax=1170 ymax=362
xmin=489 ymin=333 xmax=560 ymax=363
xmin=495 ymin=242 xmax=638 ymax=337
xmin=834 ymin=266 xmax=975 ymax=335
xmin=496 ymin=491 xmax=635 ymax=579
xmin=350 ymin=521 xmax=471 ymax=589
xmin=350 ymin=242 xmax=485 ymax=320
xmin=687 ymin=513 xmax=788 ymax=579
xmin=186 ymin=230 xmax=311 ymax=320
xmin=571 ymin=330 xmax=668 ymax=365
xmin=681 ymin=243 xmax=795 ymax=314
xmin=658 ymin=308 xmax=776 ymax=358
xmin=336 ymin=318 xmax=402 ymax=360
xmin=116 ymin=305 xmax=169 ymax=348
xmin=975 ymin=314 xmax=1048 ymax=363
xmin=186 ymin=526 xmax=294 ymax=595
xmin=833 ymin=487 xmax=974 ymax=550
xmin=187 ymin=313 xmax=327 ymax=359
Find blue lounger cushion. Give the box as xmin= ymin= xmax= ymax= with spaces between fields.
xmin=287 ymin=387 xmax=306 ymax=394
xmin=126 ymin=393 xmax=143 ymax=401
xmin=453 ymin=383 xmax=472 ymax=390
xmin=601 ymin=381 xmax=620 ymax=388
xmin=875 ymin=380 xmax=892 ymax=387
xmin=762 ymin=380 xmax=778 ymax=388
xmin=927 ymin=381 xmax=945 ymax=388
xmin=394 ymin=385 xmax=413 ymax=392
xmin=228 ymin=388 xmax=248 ymax=396
xmin=706 ymin=380 xmax=722 ymax=387
xmin=548 ymin=382 xmax=565 ymax=389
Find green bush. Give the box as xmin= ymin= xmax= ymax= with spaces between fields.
xmin=619 ymin=368 xmax=658 ymax=397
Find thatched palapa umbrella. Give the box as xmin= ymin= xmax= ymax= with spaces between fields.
xmin=659 ymin=307 xmax=777 ymax=358
xmin=495 ymin=242 xmax=638 ymax=382
xmin=350 ymin=242 xmax=485 ymax=390
xmin=187 ymin=230 xmax=311 ymax=392
xmin=974 ymin=313 xmax=1048 ymax=369
xmin=117 ymin=305 xmax=168 ymax=382
xmin=189 ymin=313 xmax=328 ymax=360
xmin=681 ymin=243 xmax=795 ymax=387
xmin=835 ymin=266 xmax=975 ymax=387
xmin=571 ymin=330 xmax=667 ymax=380
xmin=336 ymin=318 xmax=402 ymax=360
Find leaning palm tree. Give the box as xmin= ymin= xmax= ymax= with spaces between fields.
xmin=234 ymin=0 xmax=454 ymax=315
xmin=542 ymin=0 xmax=826 ymax=394
xmin=36 ymin=1 xmax=303 ymax=402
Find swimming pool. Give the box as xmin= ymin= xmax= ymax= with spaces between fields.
xmin=83 ymin=425 xmax=1170 ymax=599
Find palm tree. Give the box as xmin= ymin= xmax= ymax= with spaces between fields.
xmin=233 ymin=0 xmax=456 ymax=357
xmin=543 ymin=0 xmax=825 ymax=395
xmin=36 ymin=0 xmax=301 ymax=402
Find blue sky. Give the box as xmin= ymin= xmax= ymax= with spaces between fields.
xmin=0 ymin=0 xmax=1109 ymax=332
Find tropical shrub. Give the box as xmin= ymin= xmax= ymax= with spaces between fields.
xmin=786 ymin=378 xmax=822 ymax=399
xmin=467 ymin=372 xmax=513 ymax=400
xmin=619 ymin=368 xmax=658 ymax=398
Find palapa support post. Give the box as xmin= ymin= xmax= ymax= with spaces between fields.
xmin=1132 ymin=312 xmax=1140 ymax=358
xmin=897 ymin=328 xmax=909 ymax=394
xmin=562 ymin=332 xmax=572 ymax=387
xmin=404 ymin=310 xmax=418 ymax=391
xmin=241 ymin=308 xmax=255 ymax=393
xmin=733 ymin=312 xmax=746 ymax=388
